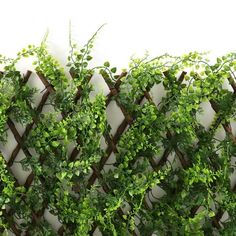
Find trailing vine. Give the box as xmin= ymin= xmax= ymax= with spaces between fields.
xmin=0 ymin=30 xmax=235 ymax=236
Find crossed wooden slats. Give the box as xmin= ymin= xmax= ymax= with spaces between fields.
xmin=1 ymin=68 xmax=236 ymax=236
xmin=4 ymin=73 xmax=51 ymax=235
xmin=86 ymin=71 xmax=189 ymax=234
xmin=1 ymin=71 xmax=49 ymax=235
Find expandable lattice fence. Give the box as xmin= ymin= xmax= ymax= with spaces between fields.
xmin=1 ymin=64 xmax=236 ymax=236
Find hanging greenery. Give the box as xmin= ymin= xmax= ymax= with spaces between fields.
xmin=0 ymin=29 xmax=236 ymax=236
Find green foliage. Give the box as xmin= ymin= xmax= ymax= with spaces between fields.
xmin=0 ymin=32 xmax=236 ymax=236
xmin=0 ymin=155 xmax=16 ymax=230
xmin=0 ymin=58 xmax=36 ymax=142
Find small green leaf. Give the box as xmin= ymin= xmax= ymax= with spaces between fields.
xmin=74 ymin=161 xmax=80 ymax=168
xmin=86 ymin=55 xmax=93 ymax=61
xmin=208 ymin=211 xmax=215 ymax=217
xmin=52 ymin=141 xmax=59 ymax=147
xmin=111 ymin=67 xmax=117 ymax=73
xmin=217 ymin=57 xmax=222 ymax=63
xmin=61 ymin=172 xmax=67 ymax=179
xmin=104 ymin=61 xmax=110 ymax=67
xmin=68 ymin=162 xmax=74 ymax=168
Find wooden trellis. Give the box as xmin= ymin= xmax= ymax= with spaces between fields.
xmin=1 ymin=68 xmax=236 ymax=236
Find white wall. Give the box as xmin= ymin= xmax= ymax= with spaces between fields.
xmin=1 ymin=0 xmax=236 ymax=71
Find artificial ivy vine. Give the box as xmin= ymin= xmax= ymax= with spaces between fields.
xmin=0 ymin=29 xmax=236 ymax=236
